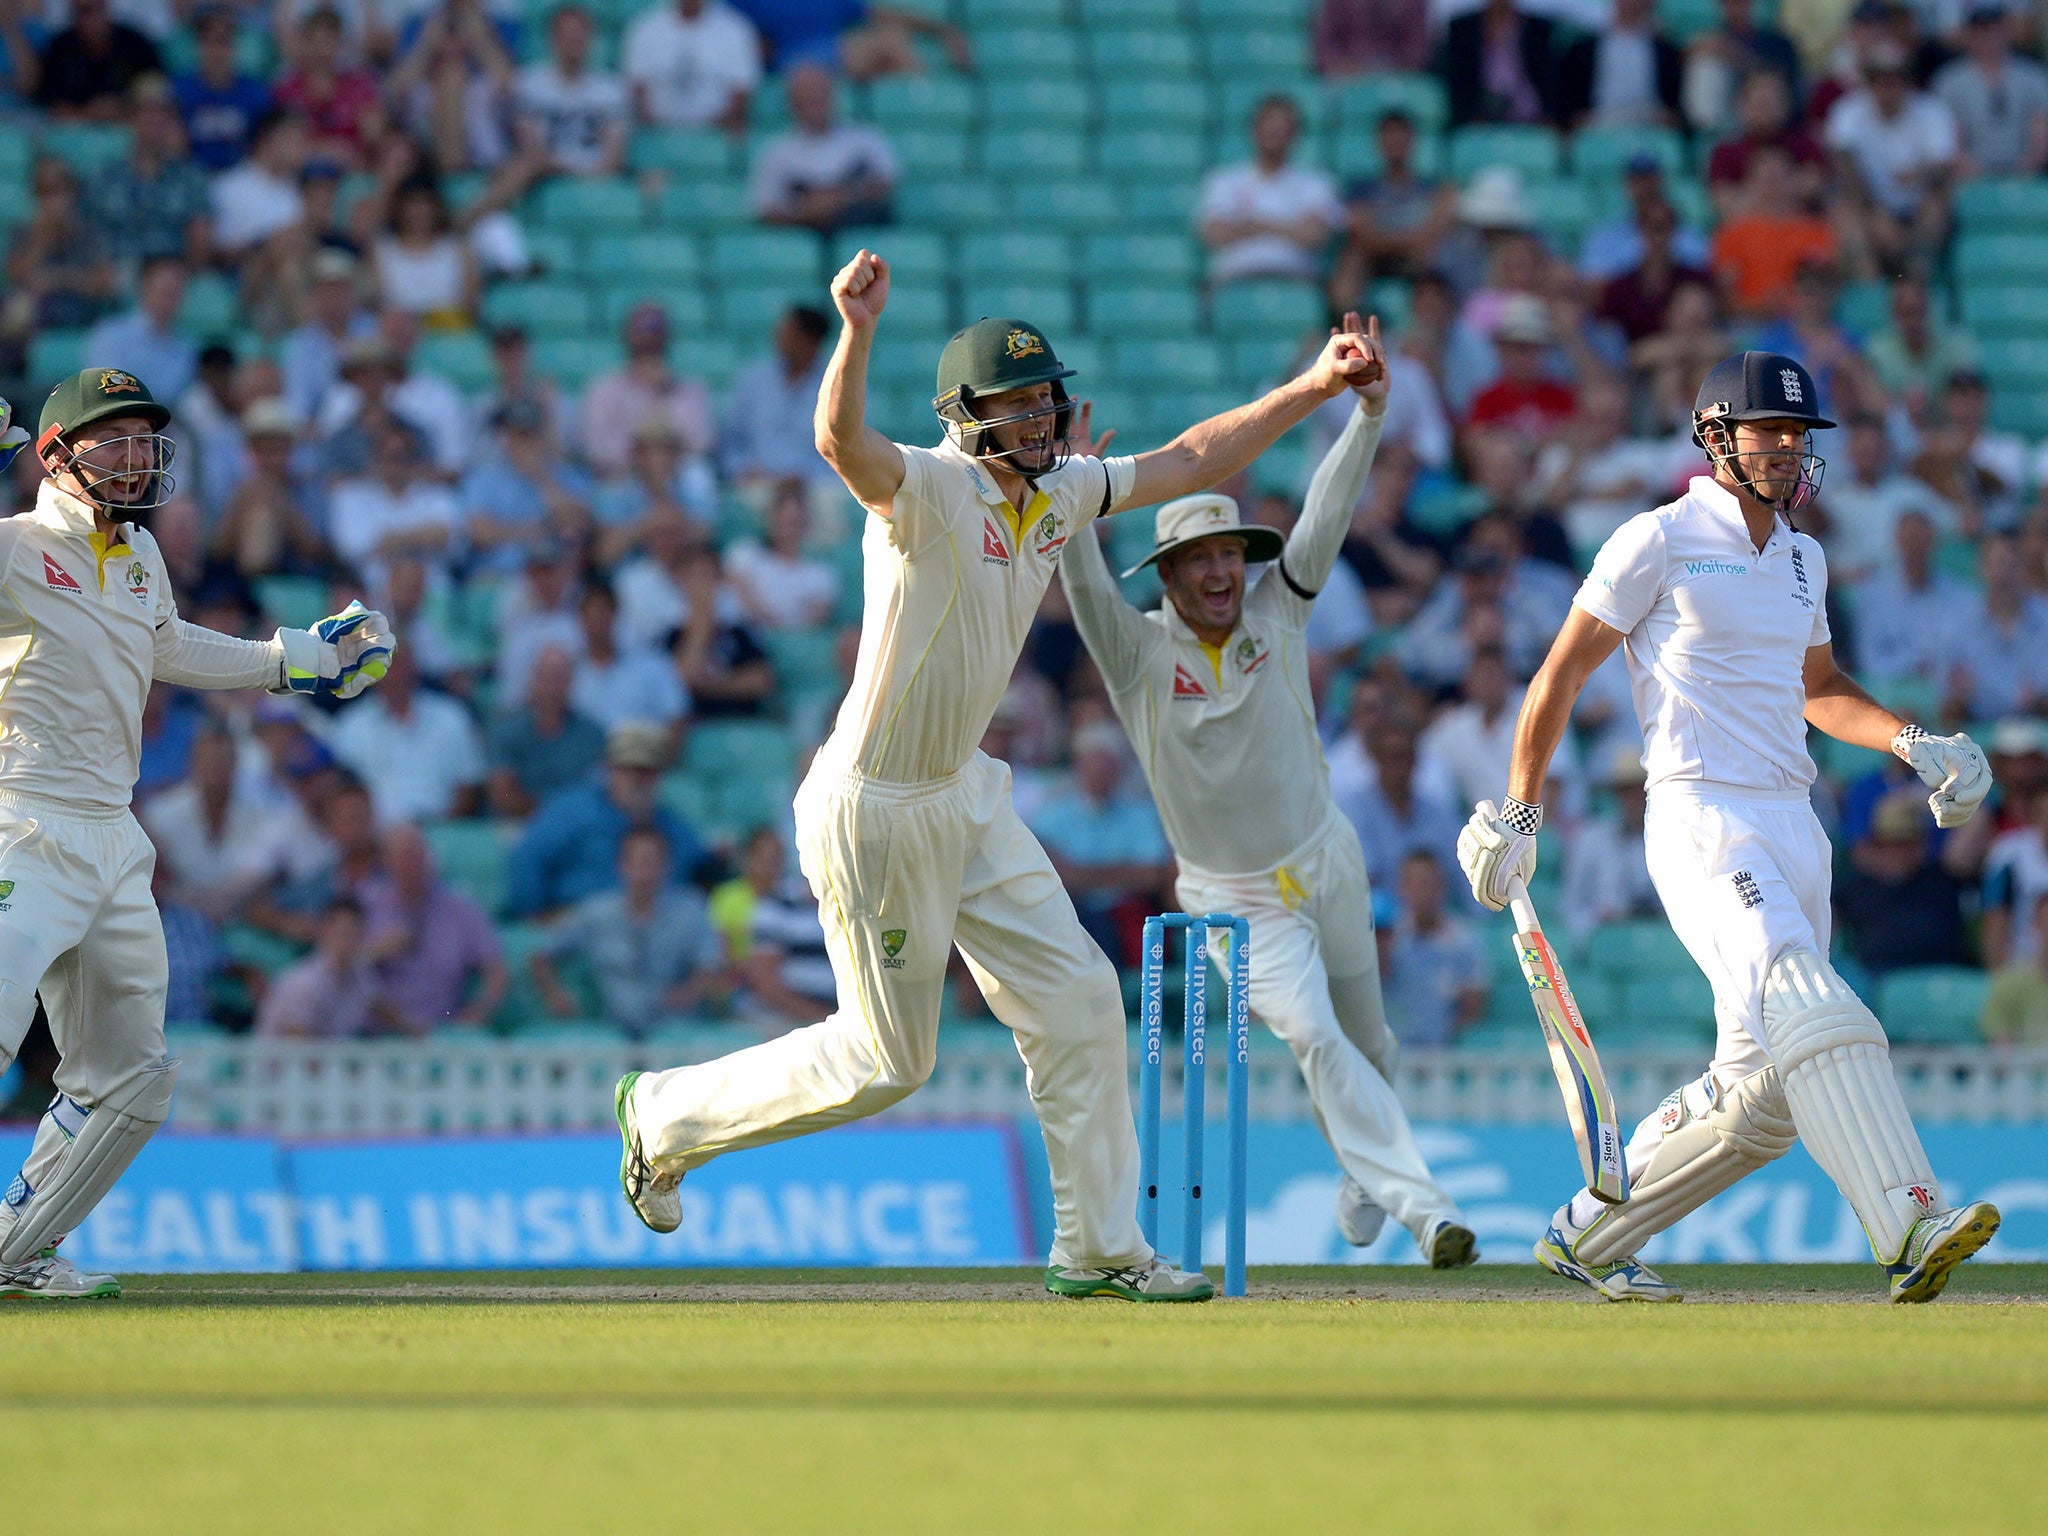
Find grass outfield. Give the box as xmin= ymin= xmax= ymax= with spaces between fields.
xmin=6 ymin=1266 xmax=2045 ymax=1535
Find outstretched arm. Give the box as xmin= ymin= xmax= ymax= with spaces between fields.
xmin=815 ymin=249 xmax=906 ymax=513
xmin=1281 ymin=311 xmax=1388 ymax=597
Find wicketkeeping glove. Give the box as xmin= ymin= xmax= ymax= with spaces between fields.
xmin=0 ymin=397 xmax=28 ymax=474
xmin=1457 ymin=797 xmax=1540 ymax=912
xmin=271 ymin=600 xmax=397 ymax=700
xmin=1892 ymin=725 xmax=1992 ymax=829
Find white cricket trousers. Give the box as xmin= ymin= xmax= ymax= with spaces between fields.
xmin=1175 ymin=815 xmax=1461 ymax=1239
xmin=634 ymin=749 xmax=1150 ymax=1270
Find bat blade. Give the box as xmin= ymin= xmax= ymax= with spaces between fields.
xmin=1507 ymin=892 xmax=1627 ymax=1204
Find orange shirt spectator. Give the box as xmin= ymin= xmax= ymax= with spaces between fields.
xmin=1708 ymin=146 xmax=1835 ymax=318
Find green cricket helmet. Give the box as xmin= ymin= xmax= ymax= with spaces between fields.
xmin=36 ymin=367 xmax=178 ymax=515
xmin=933 ymin=317 xmax=1077 ymax=477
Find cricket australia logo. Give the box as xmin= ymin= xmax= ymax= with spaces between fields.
xmin=1779 ymin=368 xmax=1804 ymax=403
xmin=0 ymin=878 xmax=16 ymax=911
xmin=1733 ymin=870 xmax=1763 ymax=910
xmin=1235 ymin=635 xmax=1268 ymax=675
xmin=880 ymin=928 xmax=906 ymax=969
xmin=1033 ymin=510 xmax=1067 ymax=559
xmin=125 ymin=559 xmax=149 ymax=605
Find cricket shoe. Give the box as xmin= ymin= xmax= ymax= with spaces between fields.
xmin=614 ymin=1072 xmax=681 ymax=1234
xmin=1534 ymin=1224 xmax=1681 ymax=1302
xmin=0 ymin=1248 xmax=120 ymax=1300
xmin=1336 ymin=1176 xmax=1387 ymax=1247
xmin=1423 ymin=1217 xmax=1479 ymax=1270
xmin=1045 ymin=1256 xmax=1215 ymax=1302
xmin=1886 ymin=1200 xmax=2000 ymax=1305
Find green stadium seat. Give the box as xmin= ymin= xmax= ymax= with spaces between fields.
xmin=595 ymin=282 xmax=714 ymax=332
xmin=1525 ymin=177 xmax=1598 ymax=242
xmin=530 ymin=335 xmax=625 ymax=389
xmin=1617 ymin=969 xmax=1717 ymax=1031
xmin=867 ymin=71 xmax=977 ymax=131
xmin=976 ymin=26 xmax=1082 ymax=71
xmin=658 ymin=769 xmax=712 ymax=829
xmin=523 ymin=227 xmax=581 ymax=276
xmin=584 ymin=231 xmax=702 ymax=283
xmin=983 ymin=78 xmax=1095 ymax=125
xmin=878 ymin=281 xmax=953 ymax=332
xmin=1053 ymin=334 xmax=1106 ymax=380
xmin=1226 ymin=334 xmax=1299 ymax=388
xmin=654 ymin=180 xmax=751 ymax=230
xmin=1955 ymin=233 xmax=2048 ymax=283
xmin=1990 ymin=389 xmax=2048 ymax=437
xmin=1201 ymin=28 xmax=1310 ymax=76
xmin=1083 ymin=232 xmax=1200 ymax=283
xmin=869 ymin=333 xmax=948 ymax=389
xmin=720 ymin=284 xmax=823 ymax=335
xmin=1656 ymin=0 xmax=1722 ymax=42
xmin=422 ymin=820 xmax=513 ymax=918
xmin=0 ymin=177 xmax=33 ymax=233
xmin=961 ymin=282 xmax=1076 ymax=331
xmin=1958 ymin=284 xmax=2048 ymax=330
xmin=1087 ymin=28 xmax=1202 ymax=75
xmin=1448 ymin=125 xmax=1563 ymax=181
xmin=1117 ymin=178 xmax=1202 ymax=229
xmin=1100 ymin=78 xmax=1212 ymax=130
xmin=892 ymin=127 xmax=974 ymax=178
xmin=254 ymin=575 xmax=332 ymax=631
xmin=1078 ymin=0 xmax=1177 ymax=21
xmin=531 ymin=176 xmax=644 ymax=231
xmin=176 ymin=272 xmax=241 ymax=340
xmin=1194 ymin=0 xmax=1311 ymax=21
xmin=1573 ymin=125 xmax=1685 ymax=180
xmin=26 ymin=328 xmax=88 ymax=390
xmin=1330 ymin=72 xmax=1450 ymax=134
xmin=1087 ymin=282 xmax=1201 ymax=336
xmin=508 ymin=1018 xmax=628 ymax=1043
xmin=1980 ymin=337 xmax=2048 ymax=387
xmin=685 ymin=719 xmax=797 ymax=782
xmin=627 ymin=127 xmax=732 ymax=177
xmin=984 ymin=127 xmax=1088 ymax=177
xmin=675 ymin=333 xmax=742 ymax=386
xmin=1102 ymin=129 xmax=1210 ymax=180
xmin=959 ymin=230 xmax=1071 ymax=280
xmin=963 ymin=0 xmax=1059 ymax=23
xmin=36 ymin=122 xmax=131 ymax=172
xmin=833 ymin=227 xmax=949 ymax=282
xmin=412 ymin=329 xmax=496 ymax=394
xmin=1406 ymin=477 xmax=1489 ymax=536
xmin=480 ymin=281 xmax=596 ymax=336
xmin=1035 ymin=179 xmax=1123 ymax=230
xmin=1876 ymin=966 xmax=1989 ymax=1044
xmin=1834 ymin=280 xmax=1891 ymax=339
xmin=1210 ymin=280 xmax=1324 ymax=337
xmin=708 ymin=229 xmax=824 ymax=285
xmin=1584 ymin=920 xmax=1696 ymax=980
xmin=1956 ymin=176 xmax=2048 ymax=230
xmin=897 ymin=180 xmax=1006 ymax=230
xmin=1107 ymin=337 xmax=1225 ymax=386
xmin=222 ymin=923 xmax=305 ymax=976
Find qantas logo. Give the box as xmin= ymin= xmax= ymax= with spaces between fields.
xmin=981 ymin=516 xmax=1009 ymax=566
xmin=1172 ymin=664 xmax=1208 ymax=700
xmin=42 ymin=554 xmax=81 ymax=593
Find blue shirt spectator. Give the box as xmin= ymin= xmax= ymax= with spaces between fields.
xmin=1028 ymin=722 xmax=1172 ymax=959
xmin=1383 ymin=851 xmax=1487 ymax=1046
xmin=82 ymin=256 xmax=199 ymax=407
xmin=174 ymin=6 xmax=273 ymax=171
xmin=1334 ymin=726 xmax=1464 ymax=895
xmin=461 ymin=398 xmax=597 ymax=571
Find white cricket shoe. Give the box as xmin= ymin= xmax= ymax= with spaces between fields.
xmin=1422 ymin=1216 xmax=1479 ymax=1269
xmin=1887 ymin=1201 xmax=2000 ymax=1304
xmin=1336 ymin=1176 xmax=1387 ymax=1247
xmin=0 ymin=1249 xmax=120 ymax=1300
xmin=1534 ymin=1223 xmax=1681 ymax=1302
xmin=614 ymin=1072 xmax=681 ymax=1234
xmin=1045 ymin=1256 xmax=1215 ymax=1302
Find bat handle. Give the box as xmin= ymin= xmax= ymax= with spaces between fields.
xmin=1505 ymin=874 xmax=1539 ymax=934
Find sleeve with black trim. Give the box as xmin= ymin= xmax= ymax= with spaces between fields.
xmin=1273 ymin=403 xmax=1383 ymax=615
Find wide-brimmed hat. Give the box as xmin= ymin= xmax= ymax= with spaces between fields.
xmin=1456 ymin=166 xmax=1535 ymax=230
xmin=1122 ymin=493 xmax=1285 ymax=578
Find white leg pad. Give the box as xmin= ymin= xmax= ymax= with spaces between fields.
xmin=1761 ymin=951 xmax=1940 ymax=1263
xmin=0 ymin=1058 xmax=179 ymax=1264
xmin=1575 ymin=1066 xmax=1796 ymax=1266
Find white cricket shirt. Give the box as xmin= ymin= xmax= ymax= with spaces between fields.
xmin=1574 ymin=474 xmax=1830 ymax=796
xmin=0 ymin=483 xmax=282 ymax=811
xmin=1063 ymin=406 xmax=1383 ymax=876
xmin=826 ymin=441 xmax=1135 ymax=784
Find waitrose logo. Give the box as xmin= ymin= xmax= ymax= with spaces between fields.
xmin=1683 ymin=559 xmax=1748 ymax=577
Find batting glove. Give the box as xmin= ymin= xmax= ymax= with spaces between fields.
xmin=1457 ymin=797 xmax=1540 ymax=912
xmin=271 ymin=600 xmax=397 ymax=700
xmin=1892 ymin=726 xmax=1992 ymax=830
xmin=0 ymin=397 xmax=28 ymax=474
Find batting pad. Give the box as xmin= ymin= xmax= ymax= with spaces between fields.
xmin=0 ymin=1058 xmax=179 ymax=1264
xmin=1575 ymin=1066 xmax=1795 ymax=1266
xmin=1762 ymin=952 xmax=1939 ymax=1264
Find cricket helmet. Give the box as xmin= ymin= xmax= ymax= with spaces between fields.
xmin=933 ymin=317 xmax=1077 ymax=477
xmin=36 ymin=367 xmax=178 ymax=516
xmin=1690 ymin=351 xmax=1832 ymax=516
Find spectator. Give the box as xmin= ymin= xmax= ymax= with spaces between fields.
xmin=1631 ymin=278 xmax=1733 ymax=430
xmin=372 ymin=553 xmax=471 ymax=686
xmin=1383 ymin=851 xmax=1487 ymax=1045
xmin=1 ymin=157 xmax=118 ymax=342
xmin=1942 ymin=533 xmax=2048 ymax=722
xmin=211 ymin=397 xmax=331 ymax=580
xmin=1579 ymin=156 xmax=1711 ymax=284
xmin=330 ymin=646 xmax=488 ymax=822
xmin=475 ymin=323 xmax=570 ymax=459
xmin=1981 ymin=893 xmax=2048 ymax=1043
xmin=1825 ymin=45 xmax=1958 ymax=275
xmin=1836 ymin=788 xmax=1973 ymax=976
xmin=1911 ymin=370 xmax=2028 ymax=534
xmin=317 ymin=307 xmax=474 ymax=473
xmin=1751 ymin=261 xmax=1879 ymax=421
xmin=719 ymin=303 xmax=834 ymax=491
xmin=674 ymin=542 xmax=773 ymax=718
xmin=1328 ymin=110 xmax=1457 ymax=305
xmin=326 ymin=408 xmax=464 ymax=583
xmin=1705 ymin=67 xmax=1828 ymax=222
xmin=494 ymin=540 xmax=584 ymax=691
xmin=598 ymin=417 xmax=716 ymax=548
xmin=32 ymin=0 xmax=162 ymax=120
xmin=1865 ymin=275 xmax=1979 ymax=419
xmin=1463 ymin=296 xmax=1576 ymax=446
xmin=153 ymin=854 xmax=227 ymax=1028
xmin=1850 ymin=509 xmax=1973 ymax=684
xmin=1197 ymin=94 xmax=1344 ymax=287
xmin=1336 ymin=720 xmax=1463 ymax=889
xmin=724 ymin=480 xmax=838 ymax=630
xmin=1311 ymin=0 xmax=1431 ymax=76
xmin=368 ymin=178 xmax=479 ymax=328
xmin=579 ymin=302 xmax=715 ymax=478
xmin=1816 ymin=418 xmax=1956 ymax=587
xmin=486 ymin=641 xmax=607 ymax=817
xmin=387 ymin=0 xmax=520 ymax=175
xmin=747 ymin=61 xmax=896 ymax=233
xmin=463 ymin=396 xmax=597 ymax=569
xmin=240 ymin=763 xmax=377 ymax=943
xmin=1982 ymin=772 xmax=2048 ymax=966
xmin=82 ymin=255 xmax=199 ymax=406
xmin=732 ymin=0 xmax=969 ymax=80
xmin=515 ymin=3 xmax=628 ymax=179
xmin=280 ymin=249 xmax=374 ymax=424
xmin=1560 ymin=748 xmax=1660 ymax=940
xmin=505 ymin=720 xmax=705 ymax=918
xmin=1708 ymin=146 xmax=1838 ymax=321
xmin=531 ymin=825 xmax=721 ymax=1033
xmin=1682 ymin=0 xmax=1802 ymax=136
xmin=141 ymin=722 xmax=298 ymax=920
xmin=737 ymin=857 xmax=836 ymax=1026
xmin=1027 ymin=721 xmax=1173 ymax=960
xmin=1595 ymin=198 xmax=1712 ymax=347
xmin=624 ymin=0 xmax=761 ymax=133
xmin=170 ymin=342 xmax=249 ymax=521
xmin=1533 ymin=374 xmax=1687 ymax=554
xmin=1443 ymin=0 xmax=1561 ymax=128
xmin=85 ymin=74 xmax=213 ymax=269
xmin=1934 ymin=4 xmax=2048 ymax=180
xmin=273 ymin=6 xmax=385 ymax=169
xmin=1558 ymin=0 xmax=1683 ymax=129
xmin=613 ymin=504 xmax=702 ymax=649
xmin=710 ymin=824 xmax=784 ymax=960
xmin=569 ymin=577 xmax=690 ymax=734
xmin=174 ymin=4 xmax=273 ymax=173
xmin=254 ymin=896 xmax=389 ymax=1038
xmin=363 ymin=823 xmax=507 ymax=1033
xmin=211 ymin=108 xmax=309 ymax=258
xmin=1420 ymin=642 xmax=1580 ymax=812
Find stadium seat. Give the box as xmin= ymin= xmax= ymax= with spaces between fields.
xmin=1226 ymin=334 xmax=1300 ymax=389
xmin=530 ymin=336 xmax=625 ymax=389
xmin=897 ymin=180 xmax=1006 ymax=231
xmin=1980 ymin=337 xmax=2048 ymax=388
xmin=653 ymin=180 xmax=751 ymax=231
xmin=983 ymin=78 xmax=1095 ymax=127
xmin=584 ymin=231 xmax=702 ymax=283
xmin=1956 ymin=176 xmax=2048 ymax=230
xmin=685 ymin=719 xmax=797 ymax=784
xmin=1448 ymin=125 xmax=1562 ymax=181
xmin=531 ymin=177 xmax=645 ymax=232
xmin=0 ymin=177 xmax=32 ymax=234
xmin=1107 ymin=337 xmax=1225 ymax=387
xmin=412 ymin=329 xmax=496 ymax=394
xmin=720 ymin=284 xmax=822 ymax=336
xmin=590 ymin=281 xmax=706 ymax=332
xmin=1959 ymin=284 xmax=2048 ymax=331
xmin=833 ymin=227 xmax=948 ymax=282
xmin=1876 ymin=966 xmax=1990 ymax=1045
xmin=1037 ymin=179 xmax=1134 ymax=231
xmin=25 ymin=327 xmax=88 ymax=390
xmin=963 ymin=0 xmax=1059 ymax=24
xmin=1087 ymin=28 xmax=1202 ymax=76
xmin=1989 ymin=390 xmax=2048 ymax=437
xmin=1193 ymin=0 xmax=1312 ymax=21
xmin=875 ymin=281 xmax=952 ymax=332
xmin=1573 ymin=126 xmax=1685 ymax=180
xmin=1210 ymin=281 xmax=1324 ymax=337
xmin=1834 ymin=280 xmax=1891 ymax=339
xmin=1217 ymin=77 xmax=1328 ymax=142
xmin=1656 ymin=0 xmax=1723 ymax=41
xmin=222 ymin=923 xmax=305 ymax=976
xmin=1087 ymin=282 xmax=1201 ymax=337
xmin=709 ymin=230 xmax=824 ymax=286
xmin=1617 ymin=969 xmax=1718 ymax=1032
xmin=176 ymin=272 xmax=241 ymax=340
xmin=480 ymin=281 xmax=596 ymax=337
xmin=958 ymin=231 xmax=1071 ymax=282
xmin=960 ymin=281 xmax=1076 ymax=332
xmin=983 ymin=126 xmax=1089 ymax=178
xmin=1525 ymin=178 xmax=1598 ymax=243
xmin=1954 ymin=233 xmax=2048 ymax=284
xmin=626 ymin=128 xmax=731 ymax=177
xmin=1119 ymin=179 xmax=1202 ymax=230
xmin=1584 ymin=921 xmax=1696 ymax=981
xmin=423 ymin=821 xmax=513 ymax=919
xmin=761 ymin=627 xmax=845 ymax=701
xmin=1083 ymin=232 xmax=1200 ymax=284
xmin=893 ymin=127 xmax=974 ymax=179
xmin=1200 ymin=28 xmax=1311 ymax=77
xmin=975 ymin=27 xmax=1082 ymax=72
xmin=1330 ymin=72 xmax=1450 ymax=134
xmin=1078 ymin=0 xmax=1178 ymax=22
xmin=658 ymin=769 xmax=713 ymax=829
xmin=1099 ymin=78 xmax=1212 ymax=130
xmin=254 ymin=575 xmax=332 ymax=631
xmin=36 ymin=122 xmax=131 ymax=172
xmin=1103 ymin=129 xmax=1210 ymax=180
xmin=867 ymin=73 xmax=977 ymax=132
xmin=523 ymin=227 xmax=580 ymax=276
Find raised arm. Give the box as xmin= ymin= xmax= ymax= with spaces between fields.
xmin=815 ymin=249 xmax=907 ymax=513
xmin=1059 ymin=404 xmax=1159 ymax=690
xmin=1283 ymin=311 xmax=1388 ymax=595
xmin=1123 ymin=325 xmax=1375 ymax=510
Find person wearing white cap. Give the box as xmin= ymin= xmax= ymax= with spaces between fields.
xmin=1061 ymin=314 xmax=1478 ymax=1268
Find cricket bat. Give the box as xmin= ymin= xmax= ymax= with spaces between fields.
xmin=1505 ymin=876 xmax=1628 ymax=1204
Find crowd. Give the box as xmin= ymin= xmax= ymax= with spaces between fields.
xmin=0 ymin=0 xmax=2044 ymax=1092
